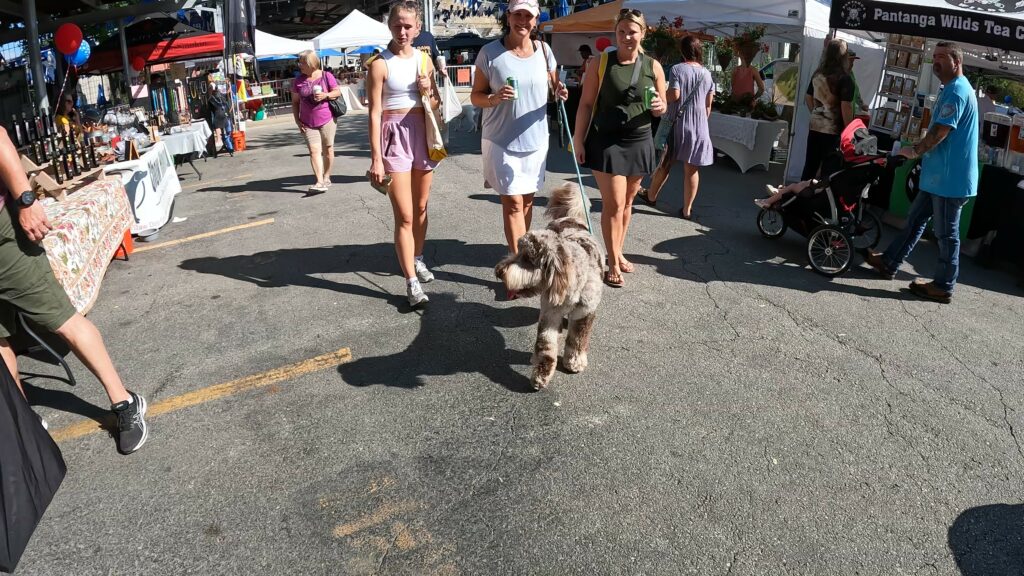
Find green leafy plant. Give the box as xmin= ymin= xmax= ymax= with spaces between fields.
xmin=641 ymin=16 xmax=688 ymax=64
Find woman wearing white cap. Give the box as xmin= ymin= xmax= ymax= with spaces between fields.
xmin=471 ymin=0 xmax=568 ymax=299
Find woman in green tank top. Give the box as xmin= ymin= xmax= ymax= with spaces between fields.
xmin=572 ymin=9 xmax=667 ymax=288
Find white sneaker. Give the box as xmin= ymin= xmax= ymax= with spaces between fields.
xmin=407 ymin=282 xmax=429 ymax=307
xmin=414 ymin=259 xmax=434 ymax=283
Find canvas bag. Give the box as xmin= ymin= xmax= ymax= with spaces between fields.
xmin=418 ymin=51 xmax=448 ymax=162
xmin=0 ymin=362 xmax=67 ymax=572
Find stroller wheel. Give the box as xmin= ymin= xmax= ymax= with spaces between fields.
xmin=756 ymin=208 xmax=787 ymax=239
xmin=852 ymin=211 xmax=882 ymax=250
xmin=807 ymin=224 xmax=854 ymax=277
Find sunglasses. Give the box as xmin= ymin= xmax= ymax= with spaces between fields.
xmin=618 ymin=8 xmax=642 ymax=16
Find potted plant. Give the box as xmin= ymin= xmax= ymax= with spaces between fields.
xmin=642 ymin=16 xmax=687 ymax=63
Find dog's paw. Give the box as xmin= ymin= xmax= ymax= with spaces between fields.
xmin=530 ymin=372 xmax=551 ymax=390
xmin=563 ymin=352 xmax=588 ymax=374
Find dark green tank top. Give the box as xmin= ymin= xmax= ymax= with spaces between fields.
xmin=592 ymin=52 xmax=656 ymax=136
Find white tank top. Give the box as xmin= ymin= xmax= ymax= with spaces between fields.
xmin=381 ymin=50 xmax=422 ymax=110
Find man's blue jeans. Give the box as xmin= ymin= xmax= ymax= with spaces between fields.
xmin=881 ymin=189 xmax=969 ymax=293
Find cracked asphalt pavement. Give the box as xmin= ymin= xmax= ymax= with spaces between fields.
xmin=16 ymin=113 xmax=1024 ymax=575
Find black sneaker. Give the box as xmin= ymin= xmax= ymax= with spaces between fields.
xmin=112 ymin=391 xmax=148 ymax=455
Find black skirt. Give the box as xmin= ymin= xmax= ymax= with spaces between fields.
xmin=582 ymin=124 xmax=656 ymax=177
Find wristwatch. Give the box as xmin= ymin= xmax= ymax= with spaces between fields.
xmin=16 ymin=190 xmax=37 ymax=208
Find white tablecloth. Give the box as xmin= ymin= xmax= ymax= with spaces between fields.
xmin=708 ymin=112 xmax=788 ymax=173
xmin=340 ymin=86 xmax=366 ymax=111
xmin=160 ymin=120 xmax=213 ymax=157
xmin=103 ymin=140 xmax=182 ymax=235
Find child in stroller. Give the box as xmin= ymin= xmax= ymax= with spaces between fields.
xmin=755 ymin=119 xmax=902 ymax=276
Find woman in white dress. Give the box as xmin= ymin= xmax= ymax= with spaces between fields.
xmin=471 ymin=0 xmax=567 ymax=298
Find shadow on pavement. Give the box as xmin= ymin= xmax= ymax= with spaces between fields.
xmin=948 ymin=503 xmax=1024 ymax=576
xmin=627 ymin=226 xmax=915 ymax=301
xmin=23 ymin=379 xmax=115 ymax=431
xmin=194 ymin=174 xmax=365 ymax=195
xmin=337 ymin=292 xmax=536 ymax=392
xmin=179 ymin=240 xmax=510 ymax=311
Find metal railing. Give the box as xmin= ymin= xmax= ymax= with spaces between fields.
xmin=446 ymin=65 xmax=475 ymax=88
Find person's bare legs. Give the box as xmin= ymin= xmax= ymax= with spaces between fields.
xmin=388 ymin=171 xmax=416 ymax=280
xmin=321 ymin=145 xmax=334 ymax=187
xmin=500 ymin=193 xmax=535 ymax=253
xmin=410 ymin=168 xmax=433 ymax=257
xmin=646 ymin=150 xmax=674 ymax=202
xmin=595 ymin=170 xmax=627 ymax=282
xmin=307 ymin=139 xmax=325 ymax=188
xmin=55 ymin=314 xmax=130 ymax=405
xmin=682 ymin=163 xmax=700 ymax=219
xmin=321 ymin=122 xmax=336 ymax=186
xmin=619 ymin=176 xmax=643 ymax=272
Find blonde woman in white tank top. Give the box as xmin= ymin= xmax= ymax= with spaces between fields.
xmin=367 ymin=0 xmax=442 ymax=308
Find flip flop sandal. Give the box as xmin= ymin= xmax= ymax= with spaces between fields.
xmin=619 ymin=260 xmax=635 ymax=273
xmin=636 ymin=189 xmax=655 ymax=206
xmin=603 ymin=271 xmax=624 ymax=288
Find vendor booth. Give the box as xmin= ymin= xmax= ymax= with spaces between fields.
xmin=622 ymin=0 xmax=886 ymax=176
xmin=312 ymin=10 xmax=392 ymax=51
xmin=255 ymin=29 xmax=314 ymax=59
xmin=829 ymin=0 xmax=1024 ymax=265
xmin=541 ymin=0 xmax=625 ymax=65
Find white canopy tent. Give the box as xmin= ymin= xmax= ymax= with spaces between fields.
xmin=255 ymin=29 xmax=315 ymax=58
xmin=313 ymin=9 xmax=393 ymax=50
xmin=623 ymin=0 xmax=886 ymax=182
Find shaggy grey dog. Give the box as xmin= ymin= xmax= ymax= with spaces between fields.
xmin=495 ymin=183 xmax=603 ymax=390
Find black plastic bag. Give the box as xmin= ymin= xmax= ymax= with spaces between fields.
xmin=0 ymin=362 xmax=66 ymax=573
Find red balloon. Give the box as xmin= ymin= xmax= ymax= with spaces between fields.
xmin=131 ymin=56 xmax=147 ymax=72
xmin=595 ymin=37 xmax=612 ymax=52
xmin=55 ymin=23 xmax=83 ymax=56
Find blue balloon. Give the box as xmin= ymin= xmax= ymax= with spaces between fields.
xmin=65 ymin=41 xmax=90 ymax=67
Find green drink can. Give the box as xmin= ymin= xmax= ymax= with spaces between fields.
xmin=644 ymin=86 xmax=657 ymax=109
xmin=506 ymin=76 xmax=519 ymax=100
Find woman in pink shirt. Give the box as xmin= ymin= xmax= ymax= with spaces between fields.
xmin=292 ymin=50 xmax=342 ymax=194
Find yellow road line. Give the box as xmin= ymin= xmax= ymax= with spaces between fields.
xmin=182 ymin=172 xmax=254 ymax=189
xmin=133 ymin=218 xmax=274 ymax=253
xmin=50 ymin=347 xmax=352 ymax=443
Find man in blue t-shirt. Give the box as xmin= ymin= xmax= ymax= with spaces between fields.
xmin=866 ymin=42 xmax=978 ymax=303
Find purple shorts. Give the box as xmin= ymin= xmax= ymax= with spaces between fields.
xmin=381 ymin=110 xmax=438 ymax=173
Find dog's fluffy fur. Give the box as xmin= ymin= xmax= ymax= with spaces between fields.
xmin=495 ymin=183 xmax=603 ymax=390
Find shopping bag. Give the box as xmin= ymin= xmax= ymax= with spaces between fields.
xmin=0 ymin=362 xmax=66 ymax=573
xmin=441 ymin=79 xmax=463 ymax=125
xmin=419 ymin=52 xmax=448 ymax=162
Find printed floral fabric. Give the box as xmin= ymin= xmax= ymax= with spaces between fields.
xmin=42 ymin=179 xmax=131 ymax=314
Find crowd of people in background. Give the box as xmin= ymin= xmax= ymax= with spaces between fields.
xmin=345 ymin=0 xmax=984 ymax=307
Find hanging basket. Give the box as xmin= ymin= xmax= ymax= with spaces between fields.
xmin=716 ymin=53 xmax=733 ymax=70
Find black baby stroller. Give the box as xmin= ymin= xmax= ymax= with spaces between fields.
xmin=756 ymin=119 xmax=902 ymax=276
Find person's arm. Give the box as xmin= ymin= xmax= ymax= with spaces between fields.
xmin=291 ymin=90 xmax=304 ymax=132
xmin=544 ymin=43 xmax=568 ymax=102
xmin=753 ymin=68 xmax=765 ymax=100
xmin=0 ymin=128 xmax=51 ymax=242
xmin=325 ymin=72 xmax=342 ymax=100
xmin=650 ymin=60 xmax=667 ymax=117
xmin=573 ymin=55 xmax=601 ymax=164
xmin=805 ymin=79 xmax=816 ymax=112
xmin=367 ymin=59 xmax=387 ymax=185
xmin=415 ymin=59 xmax=441 ymax=110
xmin=839 ymin=74 xmax=855 ymax=127
xmin=470 ymin=49 xmax=512 ymax=108
xmin=901 ymin=123 xmax=952 ymax=159
xmin=706 ymin=86 xmax=714 ymax=117
xmin=665 ymin=65 xmax=680 ymax=104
